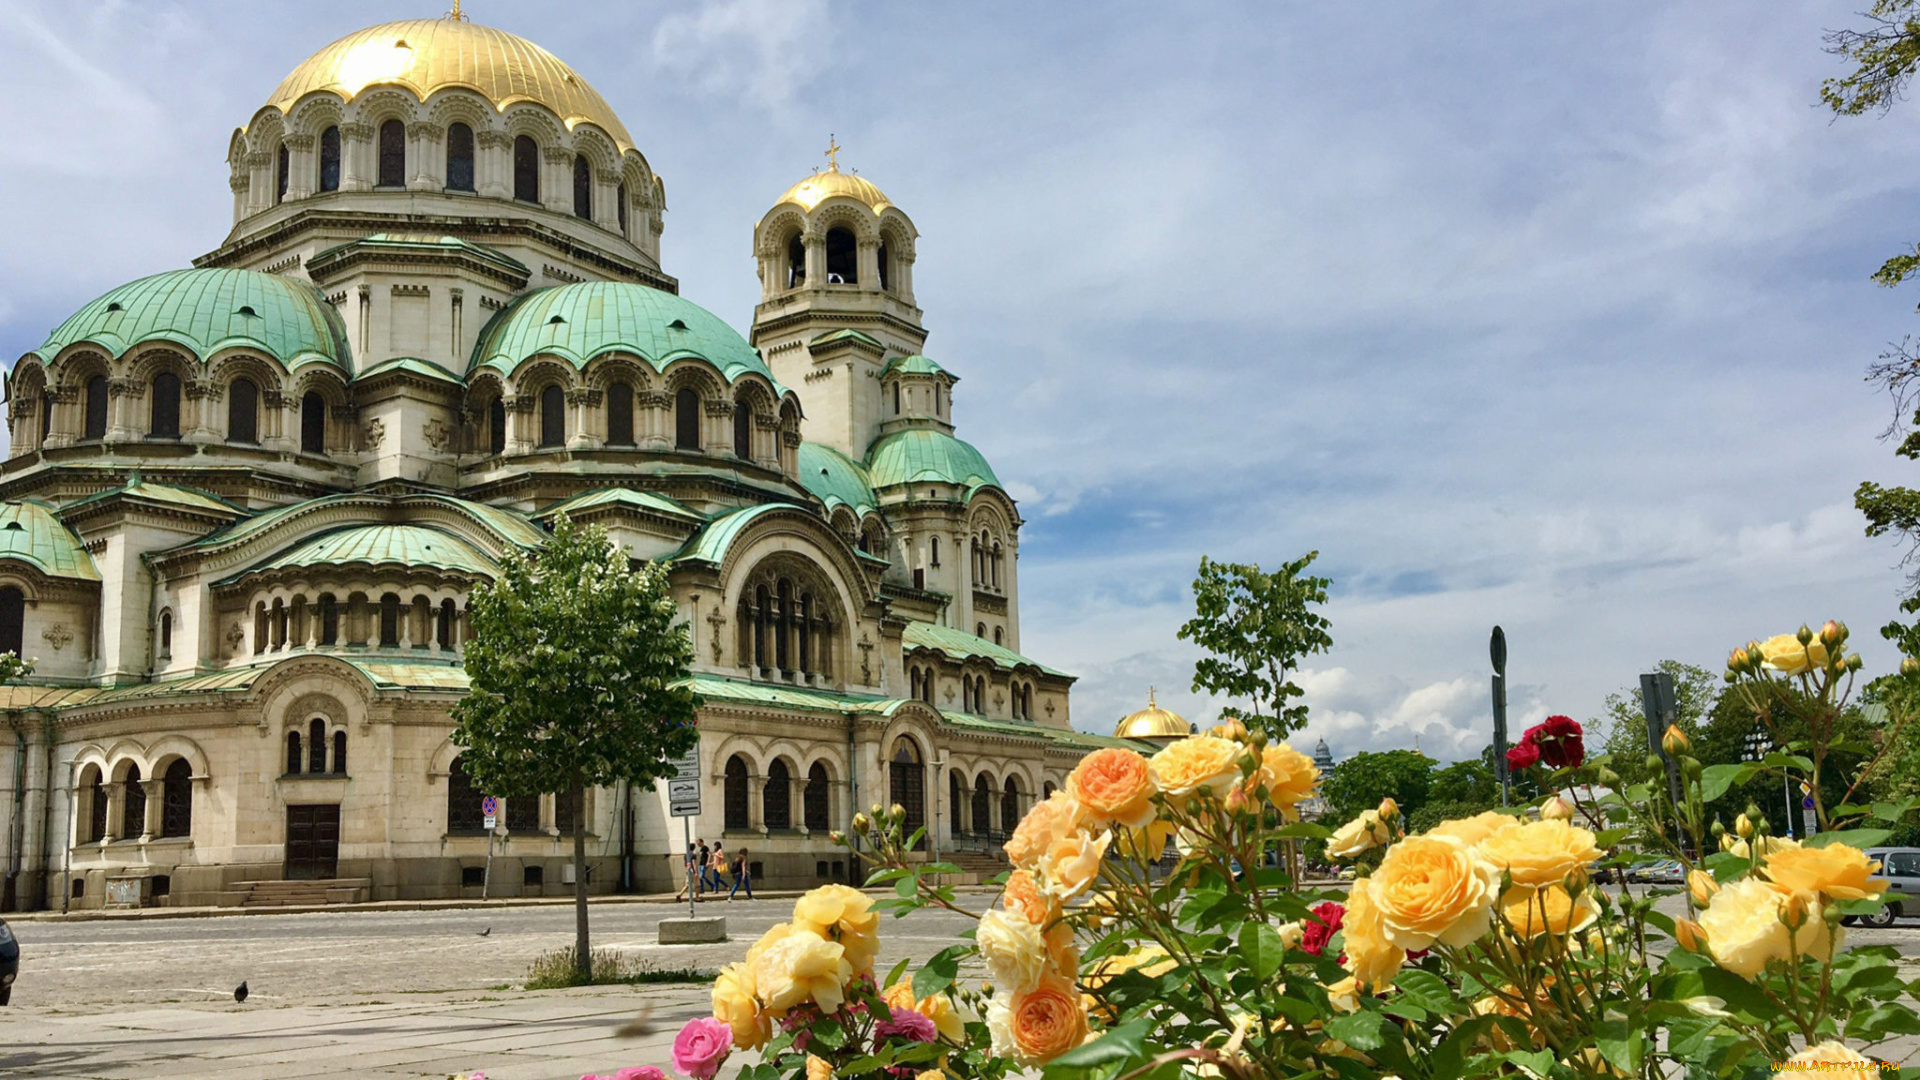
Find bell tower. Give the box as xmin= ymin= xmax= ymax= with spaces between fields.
xmin=751 ymin=143 xmax=924 ymax=459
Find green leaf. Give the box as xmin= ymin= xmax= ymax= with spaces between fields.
xmin=1699 ymin=762 xmax=1753 ymax=804
xmin=884 ymin=955 xmax=911 ymax=990
xmin=1324 ymin=1010 xmax=1392 ymax=1052
xmin=1238 ymin=920 xmax=1287 ymax=981
xmin=1042 ymin=1017 xmax=1153 ymax=1068
xmin=1427 ymin=1015 xmax=1498 ymax=1080
xmin=1504 ymin=1048 xmax=1556 ymax=1078
xmin=1393 ymin=968 xmax=1460 ymax=1016
xmin=912 ymin=945 xmax=965 ymax=1000
xmin=1808 ymin=827 xmax=1893 ymax=849
xmin=1593 ymin=1013 xmax=1646 ymax=1074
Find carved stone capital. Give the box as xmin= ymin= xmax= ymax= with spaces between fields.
xmin=565 ymin=388 xmax=602 ymax=406
xmin=542 ymin=146 xmax=574 ymax=164
xmin=476 ymin=130 xmax=512 ymax=148
xmin=339 ymin=122 xmax=375 ymax=139
xmin=782 ymin=431 xmax=802 ymax=448
xmin=284 ymin=134 xmax=315 ymax=151
xmin=408 ymin=122 xmax=444 ymax=140
xmin=704 ymin=401 xmax=736 ymax=418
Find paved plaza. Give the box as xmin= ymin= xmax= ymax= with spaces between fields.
xmin=1 ymin=893 xmax=1916 ymax=1079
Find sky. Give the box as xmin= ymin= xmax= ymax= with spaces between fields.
xmin=3 ymin=1 xmax=1919 ymax=762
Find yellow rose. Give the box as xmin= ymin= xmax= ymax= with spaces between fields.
xmin=1369 ymin=834 xmax=1500 ymax=950
xmin=1006 ymin=791 xmax=1089 ymax=869
xmin=1148 ymin=735 xmax=1245 ymax=802
xmin=1765 ymin=844 xmax=1888 ymax=901
xmin=1424 ymin=810 xmax=1514 ymax=848
xmin=750 ymin=926 xmax=854 ymax=1012
xmin=1036 ymin=828 xmax=1111 ymax=901
xmin=1327 ymin=810 xmax=1391 ymax=860
xmin=976 ymin=908 xmax=1049 ymax=997
xmin=1083 ymin=945 xmax=1177 ymax=989
xmin=1259 ymin=743 xmax=1319 ymax=812
xmin=806 ymin=1055 xmax=834 ymax=1080
xmin=1044 ymin=921 xmax=1079 ymax=977
xmin=1696 ymin=878 xmax=1838 ymax=978
xmin=1759 ymin=633 xmax=1829 ymax=676
xmin=1114 ymin=817 xmax=1178 ymax=862
xmin=986 ymin=975 xmax=1090 ymax=1066
xmin=1727 ymin=834 xmax=1800 ymax=860
xmin=1776 ymin=1041 xmax=1880 ymax=1080
xmin=1341 ymin=875 xmax=1407 ymax=989
xmin=712 ymin=960 xmax=771 ymax=1049
xmin=1324 ymin=975 xmax=1361 ymax=1013
xmin=1499 ymin=884 xmax=1599 ymax=938
xmin=1067 ymin=747 xmax=1158 ymax=829
xmin=792 ymin=884 xmax=881 ymax=975
xmin=1477 ymin=819 xmax=1601 ymax=889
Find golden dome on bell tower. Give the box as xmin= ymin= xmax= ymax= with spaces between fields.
xmin=1114 ymin=688 xmax=1191 ymax=743
xmin=265 ymin=10 xmax=636 ymax=152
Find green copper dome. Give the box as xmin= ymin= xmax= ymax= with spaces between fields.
xmin=470 ymin=282 xmax=783 ymax=390
xmin=0 ymin=502 xmax=99 ymax=582
xmin=866 ymin=429 xmax=1001 ymax=493
xmin=799 ymin=442 xmax=877 ymax=517
xmin=882 ymin=354 xmax=953 ymax=379
xmin=27 ymin=268 xmax=350 ymax=370
xmin=227 ymin=524 xmax=500 ymax=583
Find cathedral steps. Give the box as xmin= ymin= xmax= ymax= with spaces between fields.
xmin=241 ymin=878 xmax=373 ymax=907
xmin=939 ymin=851 xmax=1010 ymax=883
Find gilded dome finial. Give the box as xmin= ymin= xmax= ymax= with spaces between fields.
xmin=445 ymin=0 xmax=468 ymax=21
xmin=825 ymin=133 xmax=842 ymax=173
xmin=1148 ymin=685 xmax=1156 ymax=707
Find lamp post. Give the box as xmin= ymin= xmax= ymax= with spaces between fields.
xmin=1491 ymin=626 xmax=1509 ymax=807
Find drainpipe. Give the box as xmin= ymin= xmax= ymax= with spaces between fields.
xmin=619 ymin=778 xmax=634 ymax=893
xmin=6 ymin=712 xmax=23 ymax=911
xmin=845 ymin=713 xmax=860 ymax=886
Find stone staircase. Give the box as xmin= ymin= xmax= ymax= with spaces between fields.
xmin=242 ymin=878 xmax=372 ymax=907
xmin=941 ymin=850 xmax=1009 ymax=883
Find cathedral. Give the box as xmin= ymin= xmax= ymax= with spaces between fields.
xmin=0 ymin=13 xmax=1132 ymax=911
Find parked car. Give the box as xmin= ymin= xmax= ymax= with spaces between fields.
xmin=1847 ymin=847 xmax=1920 ymax=929
xmin=0 ymin=918 xmax=16 ymax=1005
xmin=1643 ymin=860 xmax=1685 ymax=886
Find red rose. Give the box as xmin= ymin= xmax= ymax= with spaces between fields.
xmin=1525 ymin=715 xmax=1585 ymax=769
xmin=1506 ymin=741 xmax=1540 ymax=770
xmin=1301 ymin=901 xmax=1344 ymax=956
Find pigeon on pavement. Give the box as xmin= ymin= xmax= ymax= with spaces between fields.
xmin=477 ymin=927 xmax=491 ymax=937
xmin=233 ymin=981 xmax=249 ymax=1003
xmin=613 ymin=1003 xmax=656 ymax=1038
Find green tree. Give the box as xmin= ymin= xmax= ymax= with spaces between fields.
xmin=452 ymin=513 xmax=700 ymax=980
xmin=1176 ymin=552 xmax=1333 ymax=739
xmin=1321 ymin=749 xmax=1435 ymax=827
xmin=1592 ymin=661 xmax=1716 ymax=788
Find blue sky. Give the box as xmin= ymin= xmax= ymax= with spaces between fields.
xmin=3 ymin=1 xmax=1919 ymax=760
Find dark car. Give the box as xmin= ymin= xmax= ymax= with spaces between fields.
xmin=0 ymin=918 xmax=16 ymax=1005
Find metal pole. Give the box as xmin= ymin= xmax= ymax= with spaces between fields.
xmin=482 ymin=821 xmax=494 ymax=900
xmin=684 ymin=815 xmax=694 ymax=920
xmin=1491 ymin=627 xmax=1510 ymax=807
xmin=1784 ymin=771 xmax=1794 ymax=838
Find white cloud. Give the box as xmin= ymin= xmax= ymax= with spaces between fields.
xmin=649 ymin=0 xmax=830 ymax=111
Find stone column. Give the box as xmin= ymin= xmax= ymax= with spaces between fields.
xmin=593 ymin=168 xmax=621 ymax=232
xmin=409 ymin=122 xmax=443 ymax=190
xmin=284 ymin=134 xmax=316 ymax=199
xmin=859 ymin=241 xmax=880 ymax=291
xmin=747 ymin=775 xmax=766 ymax=833
xmin=476 ymin=131 xmax=510 ymax=199
xmin=141 ymin=779 xmax=164 ymax=840
xmin=804 ymin=230 xmax=826 ymax=287
xmin=566 ymin=387 xmax=600 ymax=450
xmin=542 ymin=146 xmax=573 ymax=214
xmin=339 ymin=123 xmax=374 ymax=191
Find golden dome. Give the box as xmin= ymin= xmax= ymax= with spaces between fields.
xmin=778 ymin=167 xmax=892 ymax=213
xmin=265 ymin=17 xmax=636 ymax=153
xmin=1114 ymin=688 xmax=1190 ymax=741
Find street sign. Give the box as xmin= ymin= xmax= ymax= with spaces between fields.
xmin=670 ymin=749 xmax=700 ymax=781
xmin=1490 ymin=626 xmax=1507 ymax=676
xmin=668 ymin=778 xmax=698 ymax=801
xmin=1803 ymin=795 xmax=1816 ymax=810
xmin=481 ymin=796 xmax=499 ymax=816
xmin=484 ymin=815 xmax=497 ymax=830
xmin=669 ymin=799 xmax=701 ymax=818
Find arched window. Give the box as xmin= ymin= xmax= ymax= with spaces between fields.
xmin=377 ymin=119 xmax=406 ymax=187
xmin=161 ymin=759 xmax=192 ymax=839
xmin=921 ymin=670 xmax=935 ymax=705
xmin=949 ymin=769 xmax=963 ymax=836
xmin=275 ymin=143 xmax=289 ymax=204
xmin=286 ymin=730 xmax=302 ymax=776
xmin=976 ymin=622 xmax=986 ymax=639
xmin=121 ymin=764 xmax=146 ymax=839
xmin=539 ymin=384 xmax=565 ymax=448
xmin=85 ymin=766 xmax=107 ymax=842
xmin=318 ymin=593 xmax=339 ymax=646
xmin=877 ymin=242 xmax=891 ymax=291
xmin=994 ymin=626 xmax=1003 ymax=646
xmin=733 ymin=401 xmax=751 ymax=459
xmin=308 ymin=718 xmax=327 ymax=773
xmin=379 ymin=594 xmax=400 ymax=647
xmin=1001 ymin=778 xmax=1021 ymax=835
xmin=0 ymin=586 xmax=22 ymax=659
xmin=752 ymin=585 xmax=770 ymax=669
xmin=1043 ymin=781 xmax=1056 ymax=799
xmin=787 ymin=235 xmax=806 ymax=288
xmin=446 ymin=123 xmax=475 ymax=192
xmin=300 ymin=391 xmax=326 ymax=453
xmin=888 ymin=738 xmax=925 ymax=848
xmin=573 ymin=154 xmax=591 ymax=218
xmin=930 ymin=537 xmax=940 ymax=567
xmin=318 ymin=126 xmax=341 ymax=192
xmin=488 ymin=397 xmax=507 ymax=455
xmin=971 ymin=774 xmax=991 ymax=836
xmin=825 ymin=227 xmax=857 ymax=284
xmin=150 ymin=372 xmax=181 ymax=438
xmin=606 ymin=382 xmax=633 ymax=445
xmin=724 ymin=754 xmax=750 ymax=831
xmin=447 ymin=756 xmax=485 ymax=834
xmin=797 ymin=595 xmax=812 ymax=673
xmin=804 ymin=763 xmax=830 ymax=832
xmin=506 ymin=790 xmax=539 ymax=833
xmin=332 ymin=730 xmax=347 ymax=775
xmin=227 ymin=378 xmax=258 ymax=443
xmin=438 ymin=599 xmax=455 ymax=650
xmin=893 ymin=382 xmax=901 ymax=415
xmin=764 ymin=759 xmax=791 ymax=831
xmin=616 ymin=181 xmax=629 ymax=233
xmin=513 ymin=136 xmax=539 ymax=202
xmin=84 ymin=375 xmax=107 ymax=440
xmin=675 ymin=388 xmax=700 ymax=450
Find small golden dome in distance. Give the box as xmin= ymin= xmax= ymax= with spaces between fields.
xmin=1114 ymin=687 xmax=1190 ymax=742
xmin=778 ymin=168 xmax=892 ymax=213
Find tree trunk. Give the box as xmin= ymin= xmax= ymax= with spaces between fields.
xmin=572 ymin=776 xmax=590 ymax=982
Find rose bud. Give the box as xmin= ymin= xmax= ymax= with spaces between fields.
xmin=1541 ymin=795 xmax=1574 ymax=821
xmin=853 ymin=812 xmax=872 ymax=834
xmin=1820 ymin=620 xmax=1846 ymax=647
xmin=1796 ymin=624 xmax=1815 ymax=646
xmin=1903 ymin=657 xmax=1920 ymax=678
xmin=1734 ymin=814 xmax=1754 ymax=839
xmin=1674 ymin=918 xmax=1708 ymax=954
xmin=1688 ymin=869 xmax=1718 ymax=908
xmin=1662 ymin=724 xmax=1690 ymax=756
xmin=1377 ymin=797 xmax=1400 ymax=821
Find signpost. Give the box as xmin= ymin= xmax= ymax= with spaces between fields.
xmin=481 ymin=795 xmax=499 ymax=899
xmin=1640 ymin=672 xmax=1689 ymax=853
xmin=1491 ymin=627 xmax=1509 ymax=806
xmin=668 ymin=750 xmax=701 ymax=919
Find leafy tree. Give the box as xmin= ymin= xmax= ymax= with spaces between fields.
xmin=1591 ymin=661 xmax=1716 ymax=789
xmin=1321 ymin=749 xmax=1434 ymax=827
xmin=452 ymin=513 xmax=700 ymax=980
xmin=1176 ymin=552 xmax=1333 ymax=739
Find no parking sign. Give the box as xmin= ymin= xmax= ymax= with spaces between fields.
xmin=482 ymin=795 xmax=498 ymax=830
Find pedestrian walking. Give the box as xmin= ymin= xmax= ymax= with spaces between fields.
xmin=708 ymin=840 xmax=727 ymax=892
xmin=674 ymin=842 xmax=696 ymax=901
xmin=727 ymin=847 xmax=754 ymax=901
xmin=694 ymin=840 xmax=711 ymax=900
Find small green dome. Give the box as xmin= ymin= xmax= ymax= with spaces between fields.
xmin=0 ymin=502 xmax=99 ymax=582
xmin=866 ymin=429 xmax=1001 ymax=493
xmin=470 ymin=282 xmax=783 ymax=389
xmin=27 ymin=268 xmax=350 ymax=370
xmin=882 ymin=354 xmax=952 ymax=379
xmin=239 ymin=524 xmax=499 ymax=580
xmin=799 ymin=442 xmax=877 ymax=517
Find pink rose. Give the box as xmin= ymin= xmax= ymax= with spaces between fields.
xmin=874 ymin=1005 xmax=938 ymax=1043
xmin=581 ymin=1070 xmax=667 ymax=1080
xmin=671 ymin=1017 xmax=733 ymax=1080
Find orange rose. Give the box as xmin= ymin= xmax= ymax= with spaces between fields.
xmin=1764 ymin=844 xmax=1887 ymax=901
xmin=1006 ymin=792 xmax=1088 ymax=869
xmin=1002 ymin=868 xmax=1058 ymax=927
xmin=1369 ymin=834 xmax=1500 ymax=950
xmin=1067 ymin=748 xmax=1157 ymax=829
xmin=1003 ymin=975 xmax=1090 ymax=1065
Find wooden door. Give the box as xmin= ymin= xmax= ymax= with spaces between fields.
xmin=285 ymin=804 xmax=340 ymax=880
